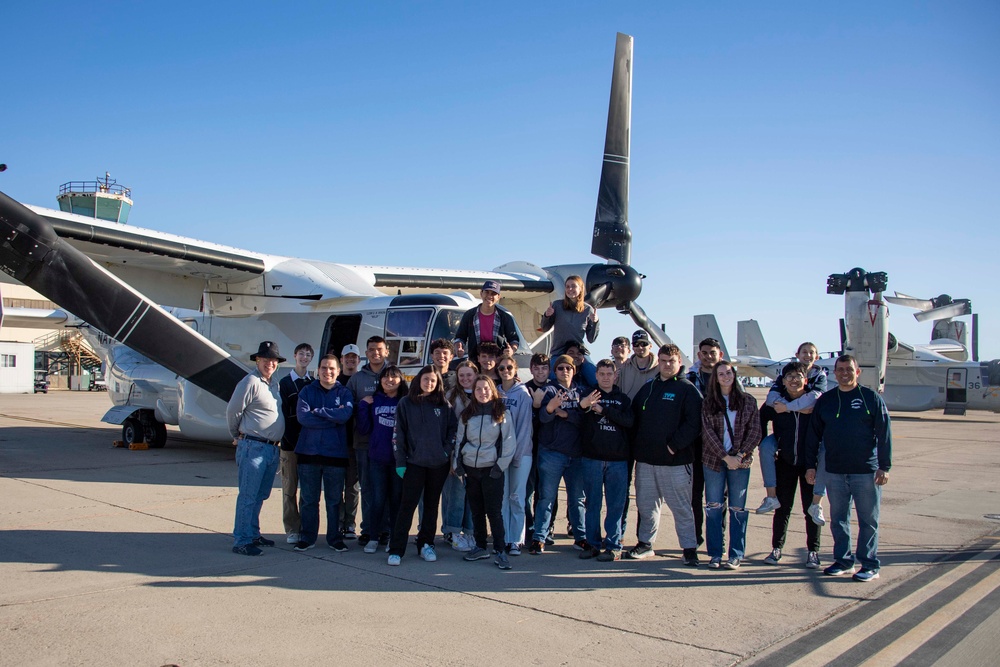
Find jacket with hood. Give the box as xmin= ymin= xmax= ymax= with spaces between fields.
xmin=498 ymin=381 xmax=534 ymax=464
xmin=357 ymin=392 xmax=401 ymax=465
xmin=631 ymin=369 xmax=702 ymax=466
xmin=617 ymin=354 xmax=659 ymax=399
xmin=456 ymin=403 xmax=517 ymax=471
xmin=765 ymin=364 xmax=829 ymax=411
xmin=346 ymin=363 xmax=381 ymax=449
xmin=759 ymin=384 xmax=813 ymax=467
xmin=392 ymin=396 xmax=458 ymax=469
xmin=581 ymin=385 xmax=634 ymax=461
xmin=537 ymin=381 xmax=585 ymax=457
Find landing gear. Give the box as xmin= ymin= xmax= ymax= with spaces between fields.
xmin=144 ymin=422 xmax=168 ymax=449
xmin=122 ymin=418 xmax=145 ymax=446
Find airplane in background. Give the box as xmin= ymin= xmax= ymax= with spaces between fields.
xmin=0 ymin=33 xmax=686 ymax=447
xmin=720 ymin=268 xmax=1000 ymax=415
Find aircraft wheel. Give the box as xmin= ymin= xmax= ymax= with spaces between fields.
xmin=122 ymin=418 xmax=145 ymax=446
xmin=145 ymin=422 xmax=168 ymax=449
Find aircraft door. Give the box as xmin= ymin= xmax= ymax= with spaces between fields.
xmin=320 ymin=314 xmax=363 ymax=357
xmin=385 ymin=308 xmax=433 ymax=368
xmin=943 ymin=367 xmax=968 ymax=415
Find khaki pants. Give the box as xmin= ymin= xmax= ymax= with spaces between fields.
xmin=280 ymin=449 xmax=301 ymax=535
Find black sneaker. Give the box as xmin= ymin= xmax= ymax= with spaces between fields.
xmin=357 ymin=533 xmax=372 ymax=547
xmin=528 ymin=540 xmax=545 ymax=555
xmin=378 ymin=532 xmax=390 ymax=546
xmin=579 ymin=546 xmax=601 ymax=559
xmin=342 ymin=528 xmax=357 ymax=540
xmin=573 ymin=539 xmax=589 ymax=551
xmin=293 ymin=541 xmax=314 ymax=552
xmin=683 ymin=548 xmax=700 ymax=567
xmin=329 ymin=541 xmax=349 ymax=553
xmin=597 ymin=549 xmax=622 ymax=562
xmin=232 ymin=544 xmax=263 ymax=556
xmin=626 ymin=542 xmax=654 ymax=560
xmin=252 ymin=536 xmax=275 ymax=547
xmin=544 ymin=535 xmax=556 ymax=546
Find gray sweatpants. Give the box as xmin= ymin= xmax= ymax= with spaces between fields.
xmin=634 ymin=462 xmax=697 ymax=549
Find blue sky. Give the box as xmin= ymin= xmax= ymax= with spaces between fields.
xmin=3 ymin=2 xmax=998 ymax=361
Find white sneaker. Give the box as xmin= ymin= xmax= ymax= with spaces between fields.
xmin=286 ymin=533 xmax=300 ymax=544
xmin=364 ymin=539 xmax=379 ymax=554
xmin=808 ymin=503 xmax=826 ymax=526
xmin=806 ymin=551 xmax=821 ymax=569
xmin=452 ymin=533 xmax=474 ymax=552
xmin=755 ymin=496 xmax=781 ymax=514
xmin=764 ymin=548 xmax=782 ymax=565
xmin=387 ymin=554 xmax=401 ymax=566
xmin=420 ymin=544 xmax=438 ymax=562
xmin=508 ymin=543 xmax=521 ymax=556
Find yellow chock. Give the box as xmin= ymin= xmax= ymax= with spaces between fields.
xmin=112 ymin=440 xmax=125 ymax=448
xmin=128 ymin=442 xmax=149 ymax=451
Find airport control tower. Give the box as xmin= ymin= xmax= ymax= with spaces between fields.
xmin=56 ymin=172 xmax=132 ymax=224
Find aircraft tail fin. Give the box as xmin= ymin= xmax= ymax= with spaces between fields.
xmin=693 ymin=314 xmax=730 ymax=361
xmin=737 ymin=319 xmax=770 ymax=358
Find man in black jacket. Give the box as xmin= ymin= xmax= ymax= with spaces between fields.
xmin=579 ymin=359 xmax=634 ymax=561
xmin=805 ymin=354 xmax=891 ymax=582
xmin=629 ymin=344 xmax=702 ymax=566
xmin=453 ymin=280 xmax=520 ymax=362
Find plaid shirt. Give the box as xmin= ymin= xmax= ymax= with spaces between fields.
xmin=701 ymin=394 xmax=762 ymax=472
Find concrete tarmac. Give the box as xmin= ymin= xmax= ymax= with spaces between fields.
xmin=1 ymin=391 xmax=998 ymax=666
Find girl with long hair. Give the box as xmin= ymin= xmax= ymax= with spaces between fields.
xmin=357 ymin=365 xmax=408 ymax=554
xmin=539 ymin=275 xmax=600 ymax=356
xmin=701 ymin=361 xmax=762 ymax=570
xmin=455 ymin=375 xmax=517 ymax=569
xmin=496 ymin=356 xmax=533 ymax=555
xmin=387 ymin=366 xmax=457 ymax=566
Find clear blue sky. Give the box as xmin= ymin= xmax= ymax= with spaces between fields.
xmin=3 ymin=2 xmax=998 ymax=361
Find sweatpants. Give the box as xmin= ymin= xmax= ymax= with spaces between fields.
xmin=634 ymin=461 xmax=697 ymax=549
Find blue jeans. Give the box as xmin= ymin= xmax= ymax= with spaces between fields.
xmin=580 ymin=458 xmax=628 ymax=551
xmin=703 ymin=465 xmax=751 ymax=560
xmin=440 ymin=472 xmax=474 ymax=535
xmin=531 ymin=449 xmax=585 ymax=543
xmin=367 ymin=458 xmax=403 ymax=543
xmin=826 ymin=472 xmax=881 ymax=570
xmin=298 ymin=463 xmax=346 ymax=547
xmin=233 ymin=438 xmax=280 ymax=547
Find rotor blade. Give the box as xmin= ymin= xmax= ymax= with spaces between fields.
xmin=0 ymin=190 xmax=249 ymax=403
xmin=972 ymin=313 xmax=979 ymax=362
xmin=591 ymin=32 xmax=633 ymax=265
xmin=585 ymin=283 xmax=609 ymax=309
xmin=885 ymin=294 xmax=934 ymax=311
xmin=625 ymin=301 xmax=692 ymax=367
xmin=914 ymin=302 xmax=971 ymax=323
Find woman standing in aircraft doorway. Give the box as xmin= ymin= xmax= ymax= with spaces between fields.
xmin=540 ymin=275 xmax=600 ymax=356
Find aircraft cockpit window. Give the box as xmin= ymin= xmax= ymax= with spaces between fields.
xmin=430 ymin=308 xmax=464 ymax=344
xmin=385 ymin=308 xmax=433 ymax=368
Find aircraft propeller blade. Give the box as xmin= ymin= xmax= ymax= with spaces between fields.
xmin=585 ymin=282 xmax=610 ymax=309
xmin=885 ymin=294 xmax=934 ymax=310
xmin=591 ymin=32 xmax=633 ymax=266
xmin=625 ymin=300 xmax=691 ymax=366
xmin=0 ymin=191 xmax=249 ymax=403
xmin=914 ymin=301 xmax=972 ymax=323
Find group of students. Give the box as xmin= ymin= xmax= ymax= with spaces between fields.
xmin=231 ymin=276 xmax=891 ymax=581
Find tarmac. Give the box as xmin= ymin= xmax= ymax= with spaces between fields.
xmin=1 ymin=390 xmax=998 ymax=666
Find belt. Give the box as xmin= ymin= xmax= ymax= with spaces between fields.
xmin=240 ymin=434 xmax=280 ymax=446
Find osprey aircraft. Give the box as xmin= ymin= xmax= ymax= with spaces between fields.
xmin=729 ymin=268 xmax=1000 ymax=415
xmin=0 ymin=33 xmax=681 ymax=446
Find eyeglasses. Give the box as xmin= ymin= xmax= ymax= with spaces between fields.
xmin=555 ymin=365 xmax=574 ymax=371
xmin=498 ymin=365 xmax=515 ymax=371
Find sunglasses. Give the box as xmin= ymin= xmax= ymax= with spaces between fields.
xmin=556 ymin=365 xmax=574 ymax=371
xmin=633 ymin=342 xmax=650 ymax=348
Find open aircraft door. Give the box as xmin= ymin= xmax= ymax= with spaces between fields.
xmin=945 ymin=367 xmax=967 ymax=415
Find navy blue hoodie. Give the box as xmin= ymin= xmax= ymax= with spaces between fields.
xmin=805 ymin=385 xmax=891 ymax=474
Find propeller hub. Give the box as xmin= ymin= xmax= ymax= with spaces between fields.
xmin=585 ymin=263 xmax=642 ymax=309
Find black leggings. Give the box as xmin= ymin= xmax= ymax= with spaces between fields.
xmin=465 ymin=466 xmax=506 ymax=552
xmin=772 ymin=457 xmax=821 ymax=552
